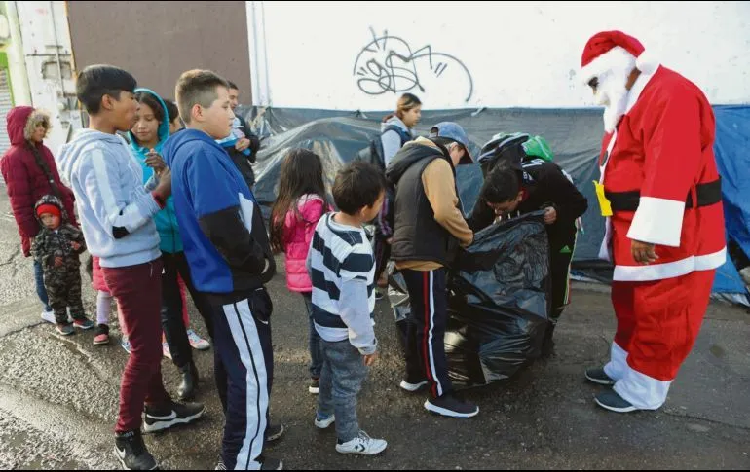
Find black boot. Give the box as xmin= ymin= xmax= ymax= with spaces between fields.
xmin=177 ymin=361 xmax=199 ymax=401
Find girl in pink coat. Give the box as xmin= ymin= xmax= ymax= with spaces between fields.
xmin=271 ymin=149 xmax=329 ymax=394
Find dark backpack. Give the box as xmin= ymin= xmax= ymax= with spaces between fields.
xmin=357 ymin=125 xmax=412 ymax=170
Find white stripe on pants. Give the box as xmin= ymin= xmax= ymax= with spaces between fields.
xmin=223 ymin=299 xmax=269 ymax=470
xmin=427 ymin=271 xmax=443 ymax=397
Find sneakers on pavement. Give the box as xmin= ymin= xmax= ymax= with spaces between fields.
xmin=265 ymin=422 xmax=285 ymax=443
xmin=73 ymin=317 xmax=95 ymax=330
xmin=425 ymin=394 xmax=479 ymax=419
xmin=94 ymin=324 xmax=110 ymax=346
xmin=314 ymin=413 xmax=335 ymax=429
xmin=584 ymin=367 xmax=616 ymax=386
xmin=309 ymin=378 xmax=320 ymax=395
xmin=114 ymin=429 xmax=158 ymax=470
xmin=187 ymin=329 xmax=210 ymax=350
xmin=143 ymin=401 xmax=206 ymax=433
xmin=162 ymin=342 xmax=172 ymax=360
xmin=594 ymin=389 xmax=638 ymax=414
xmin=121 ymin=336 xmax=132 ymax=355
xmin=41 ymin=309 xmax=56 ymax=324
xmin=56 ymin=323 xmax=75 ymax=336
xmin=335 ymin=430 xmax=388 ymax=455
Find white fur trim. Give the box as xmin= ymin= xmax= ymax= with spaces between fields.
xmin=614 ymin=247 xmax=727 ymax=282
xmin=627 ymin=197 xmax=686 ymax=247
xmin=579 ymin=46 xmax=636 ymax=84
xmin=604 ymin=342 xmax=628 ymax=382
xmin=23 ymin=110 xmax=51 ymax=141
xmin=614 ymin=364 xmax=671 ymax=410
xmin=635 ymin=50 xmax=659 ymax=75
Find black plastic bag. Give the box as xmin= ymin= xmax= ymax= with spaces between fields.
xmin=388 ymin=211 xmax=551 ymax=388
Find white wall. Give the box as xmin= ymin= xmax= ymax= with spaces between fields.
xmin=248 ymin=1 xmax=750 ymax=110
xmin=16 ymin=1 xmax=81 ymax=154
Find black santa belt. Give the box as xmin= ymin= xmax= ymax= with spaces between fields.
xmin=605 ymin=178 xmax=722 ymax=212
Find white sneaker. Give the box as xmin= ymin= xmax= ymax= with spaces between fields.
xmin=41 ymin=309 xmax=56 ymax=324
xmin=162 ymin=342 xmax=172 ymax=359
xmin=187 ymin=329 xmax=210 ymax=350
xmin=314 ymin=413 xmax=335 ymax=429
xmin=335 ymin=430 xmax=387 ymax=455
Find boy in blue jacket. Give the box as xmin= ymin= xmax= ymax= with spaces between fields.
xmin=164 ymin=69 xmax=280 ymax=471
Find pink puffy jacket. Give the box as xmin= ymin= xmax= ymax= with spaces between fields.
xmin=283 ymin=195 xmax=328 ymax=293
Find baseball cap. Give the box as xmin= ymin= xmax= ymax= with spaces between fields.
xmin=429 ymin=122 xmax=473 ymax=164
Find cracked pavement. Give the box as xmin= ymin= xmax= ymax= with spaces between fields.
xmin=0 ymin=191 xmax=748 ymax=469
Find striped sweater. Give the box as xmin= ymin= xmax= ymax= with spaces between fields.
xmin=306 ymin=213 xmax=377 ymax=355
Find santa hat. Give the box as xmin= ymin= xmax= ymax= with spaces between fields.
xmin=579 ymin=30 xmax=658 ymax=84
xmin=36 ymin=203 xmax=60 ymax=219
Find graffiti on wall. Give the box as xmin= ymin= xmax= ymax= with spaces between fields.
xmin=353 ymin=27 xmax=474 ymax=102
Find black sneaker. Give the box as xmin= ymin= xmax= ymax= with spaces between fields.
xmin=260 ymin=457 xmax=283 ymax=470
xmin=114 ymin=430 xmax=158 ymax=470
xmin=425 ymin=394 xmax=479 ymax=419
xmin=594 ymin=389 xmax=638 ymax=413
xmin=56 ymin=323 xmax=75 ymax=336
xmin=143 ymin=401 xmax=206 ymax=433
xmin=585 ymin=367 xmax=616 ymax=386
xmin=309 ymin=379 xmax=320 ymax=395
xmin=264 ymin=422 xmax=285 ymax=443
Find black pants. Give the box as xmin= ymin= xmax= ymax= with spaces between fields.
xmin=549 ymin=246 xmax=575 ymax=321
xmin=402 ymin=268 xmax=453 ymax=399
xmin=202 ymin=288 xmax=273 ymax=470
xmin=161 ymin=252 xmax=214 ymax=369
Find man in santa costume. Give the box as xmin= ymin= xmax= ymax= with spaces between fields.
xmin=579 ymin=31 xmax=726 ymax=413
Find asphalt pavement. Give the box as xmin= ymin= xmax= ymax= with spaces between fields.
xmin=0 ymin=192 xmax=748 ymax=470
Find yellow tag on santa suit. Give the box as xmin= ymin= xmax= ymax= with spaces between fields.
xmin=593 ymin=181 xmax=613 ymax=217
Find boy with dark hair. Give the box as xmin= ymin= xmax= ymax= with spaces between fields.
xmin=307 ymin=161 xmax=388 ymax=456
xmin=57 ymin=64 xmax=205 ymax=471
xmin=469 ymin=146 xmax=588 ymax=348
xmin=164 ymin=69 xmax=281 ymax=471
xmin=222 ymin=80 xmax=260 ymax=189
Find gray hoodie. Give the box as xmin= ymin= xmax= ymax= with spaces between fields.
xmin=57 ymin=129 xmax=162 ymax=268
xmin=380 ymin=116 xmax=413 ymax=168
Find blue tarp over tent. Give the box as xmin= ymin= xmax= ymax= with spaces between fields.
xmin=246 ymin=104 xmax=750 ymax=302
xmin=712 ymin=106 xmax=750 ymax=297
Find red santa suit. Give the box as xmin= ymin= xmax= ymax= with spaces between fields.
xmin=581 ymin=31 xmax=726 ymax=410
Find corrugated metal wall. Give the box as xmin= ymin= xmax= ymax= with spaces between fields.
xmin=66 ymin=1 xmax=252 ymax=103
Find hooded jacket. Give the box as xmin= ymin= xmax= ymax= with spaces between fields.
xmin=163 ymin=128 xmax=275 ymax=294
xmin=0 ymin=106 xmax=77 ymax=257
xmin=128 ymin=89 xmax=182 ymax=254
xmin=57 ymin=128 xmax=162 ymax=269
xmin=30 ymin=195 xmax=86 ymax=270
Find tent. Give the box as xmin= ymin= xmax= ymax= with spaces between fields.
xmin=243 ymin=105 xmax=750 ymax=304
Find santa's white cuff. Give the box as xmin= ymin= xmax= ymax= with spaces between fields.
xmin=627 ymin=197 xmax=685 ymax=247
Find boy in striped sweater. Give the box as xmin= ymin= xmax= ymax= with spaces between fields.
xmin=306 ymin=162 xmax=388 ymax=456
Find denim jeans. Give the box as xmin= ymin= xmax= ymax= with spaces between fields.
xmin=318 ymin=339 xmax=368 ymax=443
xmin=303 ymin=293 xmax=323 ymax=379
xmin=33 ymin=259 xmax=51 ymax=311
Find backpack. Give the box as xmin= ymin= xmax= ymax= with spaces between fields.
xmin=356 ymin=125 xmax=413 ymax=170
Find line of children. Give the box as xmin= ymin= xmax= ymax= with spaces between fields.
xmin=58 ymin=64 xmax=205 ymax=470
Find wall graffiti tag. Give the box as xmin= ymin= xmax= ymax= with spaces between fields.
xmin=353 ymin=27 xmax=474 ymax=103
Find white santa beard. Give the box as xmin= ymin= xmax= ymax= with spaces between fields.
xmin=596 ymin=69 xmax=631 ymax=132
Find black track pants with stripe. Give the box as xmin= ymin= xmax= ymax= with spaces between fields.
xmin=202 ymin=288 xmax=273 ymax=470
xmin=402 ymin=268 xmax=453 ymax=399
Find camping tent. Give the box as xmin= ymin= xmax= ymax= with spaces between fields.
xmin=244 ymin=105 xmax=750 ymax=304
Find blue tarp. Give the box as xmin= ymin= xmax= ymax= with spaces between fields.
xmin=713 ymin=105 xmax=750 ymax=295
xmin=246 ymin=104 xmax=750 ymax=300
